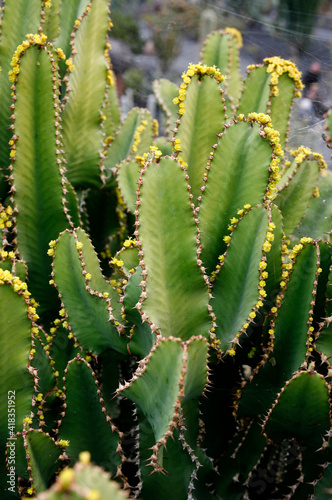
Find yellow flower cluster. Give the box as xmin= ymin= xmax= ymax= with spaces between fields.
xmin=103 ymin=40 xmax=115 ymax=86
xmin=110 ymin=276 xmax=128 ymax=295
xmin=110 ymin=257 xmax=124 ymax=268
xmin=65 ymin=58 xmax=75 ymax=72
xmin=291 ymin=146 xmax=327 ymax=170
xmin=9 ymin=33 xmax=48 ymax=82
xmin=47 ymin=239 xmax=57 ymax=257
xmin=132 ymin=120 xmax=148 ymax=153
xmin=286 ymin=237 xmax=313 ymax=261
xmin=173 ymin=138 xmax=181 ymax=152
xmin=177 ymin=156 xmax=188 ymax=169
xmin=224 ymin=27 xmax=243 ymax=48
xmin=313 ymin=187 xmax=320 ymax=198
xmin=58 ymin=439 xmax=70 ymax=447
xmin=153 ymin=119 xmax=159 ymax=137
xmin=149 ymin=145 xmax=162 ymax=159
xmin=135 ymin=153 xmax=148 ymax=168
xmin=230 ymin=219 xmax=277 ymax=356
xmin=0 ymin=250 xmax=15 ymax=259
xmin=55 ymin=47 xmax=66 ymax=60
xmin=123 ymin=237 xmax=137 ymax=248
xmin=0 ymin=267 xmax=32 ymax=300
xmin=28 ymin=305 xmax=39 ymax=321
xmin=264 ymin=56 xmax=304 ymax=97
xmin=107 ymin=69 xmax=115 ymax=86
xmin=173 ymin=63 xmax=225 ymax=116
xmin=247 ymin=112 xmax=283 ymax=200
xmin=44 ymin=0 xmax=52 ymax=7
xmin=210 ymin=205 xmax=252 ymax=284
xmin=0 ymin=268 xmax=13 ymax=284
xmin=0 ymin=205 xmax=12 ymax=229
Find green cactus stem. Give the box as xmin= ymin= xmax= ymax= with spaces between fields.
xmin=0 ymin=0 xmax=43 ymax=199
xmin=8 ymin=35 xmax=72 ymax=314
xmin=61 ymin=0 xmax=110 ymax=188
xmin=58 ymin=357 xmax=123 ymax=478
xmin=172 ymin=63 xmax=226 ymax=201
xmin=52 ymin=228 xmax=128 ymax=355
xmin=134 ymin=155 xmax=212 ymax=340
xmin=237 ymin=57 xmax=304 ymax=151
xmin=198 ymin=113 xmax=282 ymax=272
xmin=0 ymin=270 xmax=36 ymax=497
xmin=201 ymin=27 xmax=243 ymax=108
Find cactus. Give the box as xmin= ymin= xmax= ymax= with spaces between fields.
xmin=0 ymin=5 xmax=331 ymax=499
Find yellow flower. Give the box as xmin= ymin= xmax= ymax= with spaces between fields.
xmin=59 ymin=439 xmax=70 ymax=447
xmin=263 ymin=241 xmax=271 ymax=252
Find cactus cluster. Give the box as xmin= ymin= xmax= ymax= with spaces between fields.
xmin=1 ymin=2 xmax=332 ymax=499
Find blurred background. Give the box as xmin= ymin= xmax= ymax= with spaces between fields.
xmin=109 ymin=0 xmax=332 ymax=166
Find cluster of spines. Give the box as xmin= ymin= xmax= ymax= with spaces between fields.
xmin=177 ymin=406 xmax=202 ymax=499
